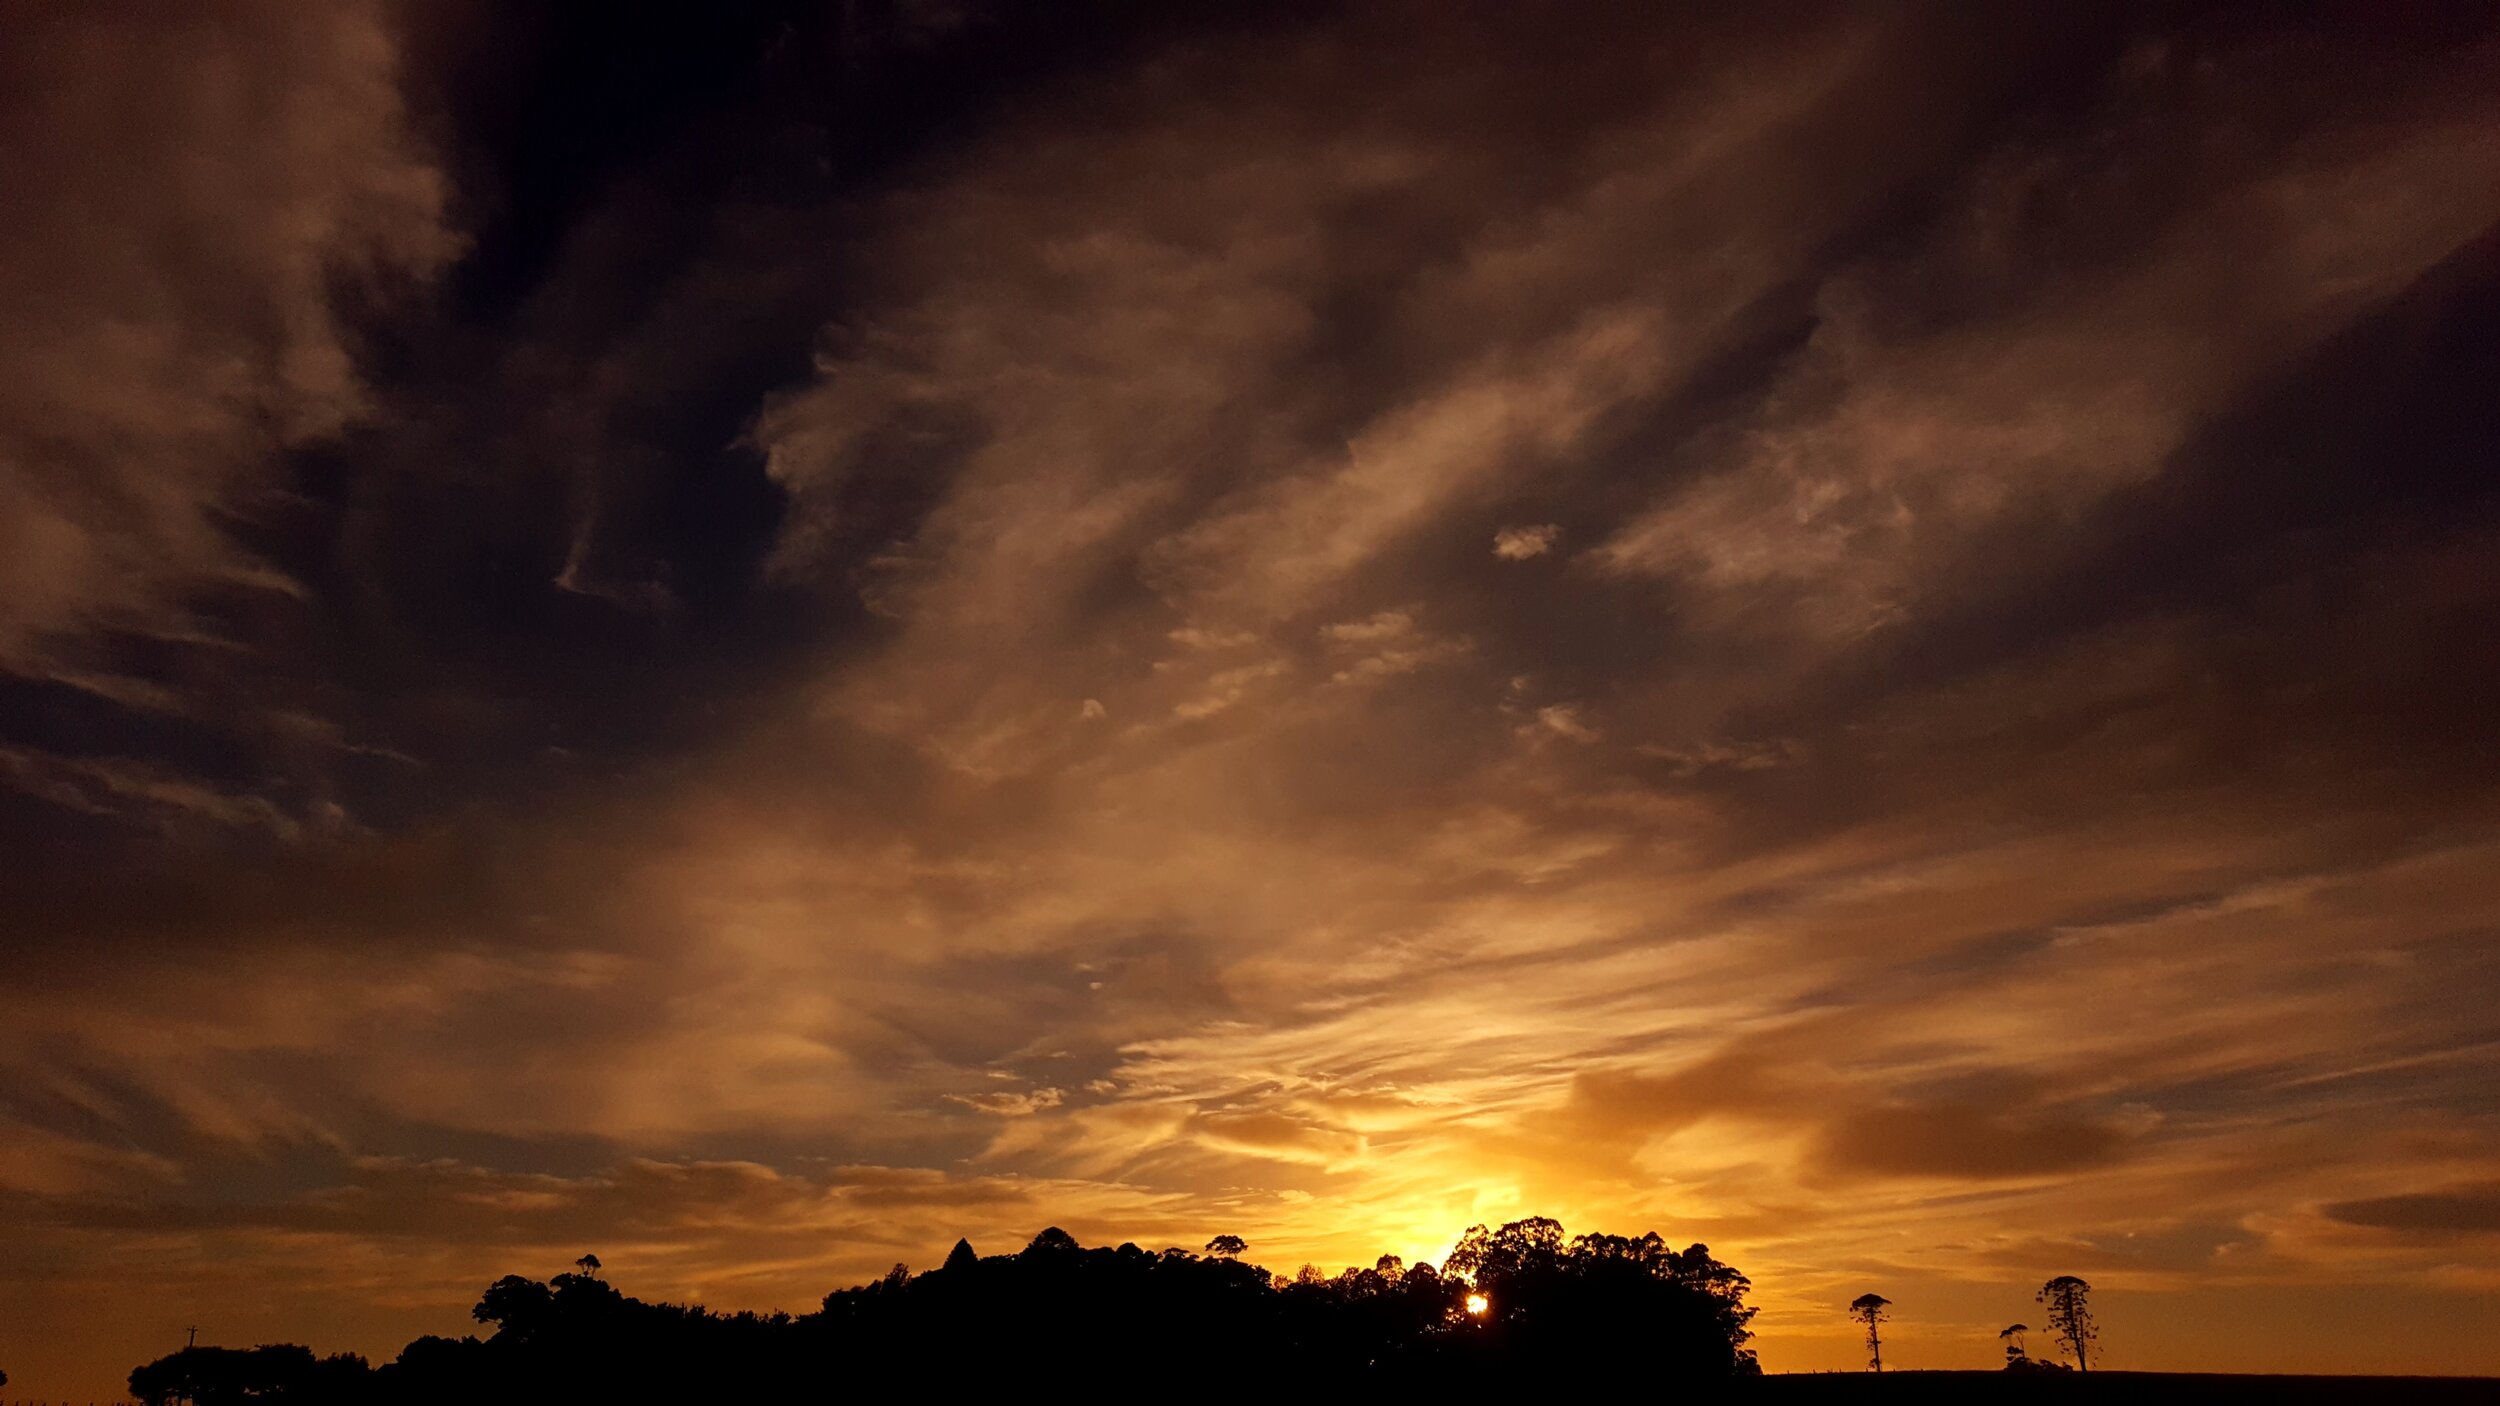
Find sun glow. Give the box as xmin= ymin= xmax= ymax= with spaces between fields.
xmin=1465 ymin=1293 xmax=1490 ymax=1316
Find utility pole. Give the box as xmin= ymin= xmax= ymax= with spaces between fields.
xmin=186 ymin=1324 xmax=200 ymax=1348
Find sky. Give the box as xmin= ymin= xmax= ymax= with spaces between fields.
xmin=4 ymin=0 xmax=2500 ymax=1394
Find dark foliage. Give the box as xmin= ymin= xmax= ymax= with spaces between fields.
xmin=1442 ymin=1218 xmax=1761 ymax=1380
xmin=127 ymin=1218 xmax=1757 ymax=1401
xmin=127 ymin=1345 xmax=374 ymax=1405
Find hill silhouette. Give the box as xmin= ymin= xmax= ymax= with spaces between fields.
xmin=124 ymin=1217 xmax=1758 ymax=1403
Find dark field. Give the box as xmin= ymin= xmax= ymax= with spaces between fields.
xmin=1746 ymin=1372 xmax=2500 ymax=1403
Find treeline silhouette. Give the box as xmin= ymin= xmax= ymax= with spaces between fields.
xmin=124 ymin=1217 xmax=1757 ymax=1402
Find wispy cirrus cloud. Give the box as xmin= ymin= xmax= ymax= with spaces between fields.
xmin=0 ymin=0 xmax=455 ymax=672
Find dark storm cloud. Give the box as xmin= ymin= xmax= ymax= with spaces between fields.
xmin=1815 ymin=1103 xmax=2130 ymax=1181
xmin=2324 ymin=1185 xmax=2500 ymax=1236
xmin=7 ymin=3 xmax=2500 ymax=1397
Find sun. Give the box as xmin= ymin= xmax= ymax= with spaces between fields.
xmin=1465 ymin=1293 xmax=1490 ymax=1316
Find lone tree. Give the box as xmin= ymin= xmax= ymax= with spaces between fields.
xmin=574 ymin=1253 xmax=602 ymax=1278
xmin=1848 ymin=1293 xmax=1892 ymax=1373
xmin=1205 ymin=1234 xmax=1248 ymax=1259
xmin=2036 ymin=1275 xmax=2098 ymax=1372
xmin=1023 ymin=1226 xmax=1081 ymax=1258
xmin=1999 ymin=1322 xmax=2030 ymax=1366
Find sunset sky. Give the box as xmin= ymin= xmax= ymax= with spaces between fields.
xmin=6 ymin=2 xmax=2500 ymax=1395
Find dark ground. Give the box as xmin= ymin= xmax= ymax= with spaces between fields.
xmin=1746 ymin=1372 xmax=2498 ymax=1403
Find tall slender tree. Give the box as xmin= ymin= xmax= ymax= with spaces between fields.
xmin=1849 ymin=1293 xmax=1892 ymax=1373
xmin=2036 ymin=1276 xmax=2098 ymax=1372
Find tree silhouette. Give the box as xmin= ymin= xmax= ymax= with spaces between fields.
xmin=1446 ymin=1215 xmax=1564 ymax=1283
xmin=2000 ymin=1321 xmax=2030 ymax=1366
xmin=130 ymin=1345 xmax=370 ymax=1405
xmin=472 ymin=1274 xmax=554 ymax=1341
xmin=1442 ymin=1220 xmax=1759 ymax=1377
xmin=574 ymin=1253 xmax=601 ymax=1278
xmin=2037 ymin=1275 xmax=2098 ymax=1371
xmin=128 ymin=1217 xmax=1761 ymax=1399
xmin=1849 ymin=1293 xmax=1891 ymax=1372
xmin=1205 ymin=1233 xmax=1247 ymax=1258
xmin=1023 ymin=1225 xmax=1081 ymax=1258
